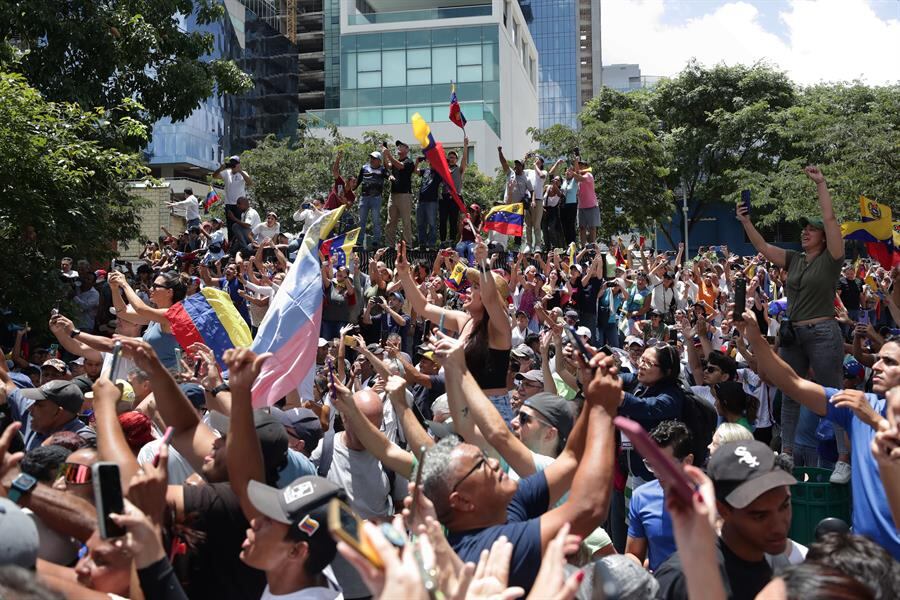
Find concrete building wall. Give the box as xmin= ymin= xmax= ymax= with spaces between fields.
xmin=498 ymin=13 xmax=539 ymax=159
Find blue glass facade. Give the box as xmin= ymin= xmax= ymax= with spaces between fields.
xmin=313 ymin=25 xmax=501 ymax=134
xmin=145 ymin=11 xmax=226 ymax=171
xmin=525 ymin=0 xmax=580 ymax=130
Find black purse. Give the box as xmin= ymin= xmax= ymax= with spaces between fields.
xmin=779 ymin=317 xmax=796 ymax=347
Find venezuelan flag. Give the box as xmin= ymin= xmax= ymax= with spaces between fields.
xmin=166 ymin=288 xmax=252 ymax=367
xmin=412 ymin=113 xmax=467 ymax=215
xmin=842 ymin=196 xmax=893 ymax=242
xmin=483 ymin=203 xmax=524 ymax=237
xmin=319 ymin=227 xmax=359 ymax=267
xmin=445 ymin=262 xmax=467 ymax=291
xmin=449 ymin=82 xmax=467 ymax=130
xmin=568 ymin=242 xmax=576 ymax=266
xmin=204 ymin=187 xmax=220 ymax=214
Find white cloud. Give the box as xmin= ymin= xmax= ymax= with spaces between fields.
xmin=601 ymin=0 xmax=900 ymax=85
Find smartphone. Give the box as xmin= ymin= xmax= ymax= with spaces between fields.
xmin=343 ymin=335 xmax=358 ymax=347
xmin=859 ymin=310 xmax=869 ymax=326
xmin=325 ymin=357 xmax=338 ymax=396
xmin=107 ymin=341 xmax=123 ymax=381
xmin=92 ymin=462 xmax=126 ymax=538
xmin=50 ymin=301 xmax=61 ymax=318
xmin=48 ymin=343 xmax=59 ymax=358
xmin=733 ymin=277 xmax=746 ymax=322
xmin=408 ymin=445 xmax=428 ymax=534
xmin=614 ymin=416 xmax=694 ymax=507
xmin=328 ymin=498 xmax=384 ymax=569
xmin=175 ymin=347 xmax=184 ymax=367
xmin=152 ymin=426 xmax=174 ymax=467
xmin=564 ymin=326 xmax=595 ymax=359
xmin=741 ymin=189 xmax=751 ymax=215
xmin=193 ymin=357 xmax=203 ymax=379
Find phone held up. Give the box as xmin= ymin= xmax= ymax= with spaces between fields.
xmin=93 ymin=462 xmax=126 ymax=539
xmin=328 ymin=498 xmax=384 ymax=569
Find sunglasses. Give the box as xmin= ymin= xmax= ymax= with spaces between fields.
xmin=517 ymin=411 xmax=551 ymax=428
xmin=150 ymin=282 xmax=170 ymax=290
xmin=58 ymin=462 xmax=92 ymax=485
xmin=704 ymin=365 xmax=721 ymax=373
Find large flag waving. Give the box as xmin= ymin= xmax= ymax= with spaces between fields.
xmin=250 ymin=207 xmax=345 ymax=407
xmin=841 ymin=196 xmax=898 ymax=269
xmin=166 ymin=288 xmax=252 ymax=367
xmin=449 ymin=82 xmax=467 ymax=130
xmin=412 ymin=112 xmax=467 ymax=215
xmin=483 ymin=203 xmax=524 ymax=237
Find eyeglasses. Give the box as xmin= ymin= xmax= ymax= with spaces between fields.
xmin=704 ymin=365 xmax=721 ymax=373
xmin=638 ymin=357 xmax=660 ymax=369
xmin=451 ymin=451 xmax=498 ymax=493
xmin=150 ymin=282 xmax=170 ymax=290
xmin=517 ymin=411 xmax=552 ymax=428
xmin=58 ymin=462 xmax=92 ymax=485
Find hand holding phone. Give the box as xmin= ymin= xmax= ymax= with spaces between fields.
xmin=733 ymin=277 xmax=746 ymax=322
xmin=152 ymin=426 xmax=174 ymax=468
xmin=564 ymin=326 xmax=595 ymax=360
xmin=328 ymin=499 xmax=384 ymax=569
xmin=93 ymin=462 xmax=126 ymax=538
xmin=741 ymin=189 xmax=751 ymax=215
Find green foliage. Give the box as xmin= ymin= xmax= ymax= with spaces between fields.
xmin=0 ymin=71 xmax=149 ymax=327
xmin=0 ymin=0 xmax=252 ymax=135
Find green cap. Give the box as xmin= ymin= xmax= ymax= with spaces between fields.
xmin=799 ymin=216 xmax=825 ymax=230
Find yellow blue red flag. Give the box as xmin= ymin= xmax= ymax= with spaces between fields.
xmin=319 ymin=227 xmax=359 ymax=267
xmin=483 ymin=203 xmax=525 ymax=237
xmin=411 ymin=113 xmax=466 ymax=215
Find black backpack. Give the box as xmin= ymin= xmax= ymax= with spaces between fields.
xmin=680 ymin=386 xmax=718 ymax=466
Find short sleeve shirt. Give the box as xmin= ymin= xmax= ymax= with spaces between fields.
xmin=447 ymin=471 xmax=549 ymax=592
xmin=390 ymin=156 xmax=415 ymax=194
xmin=418 ymin=168 xmax=443 ymax=202
xmin=627 ymin=479 xmax=676 ymax=571
xmin=577 ymin=173 xmax=598 ymax=209
xmin=326 ymin=176 xmax=355 ymax=210
xmin=221 ymin=170 xmax=247 ymax=206
xmin=783 ymin=249 xmax=843 ymax=322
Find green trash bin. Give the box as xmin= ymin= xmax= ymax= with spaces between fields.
xmin=789 ymin=467 xmax=851 ymax=545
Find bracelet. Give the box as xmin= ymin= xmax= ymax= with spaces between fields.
xmin=70 ymin=329 xmax=82 ymax=339
xmin=208 ymin=383 xmax=230 ymax=395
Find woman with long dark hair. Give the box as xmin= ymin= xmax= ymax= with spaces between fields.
xmin=395 ymin=240 xmax=513 ymax=421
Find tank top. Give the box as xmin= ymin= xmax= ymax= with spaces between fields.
xmin=467 ymin=347 xmax=510 ymax=391
xmin=144 ymin=321 xmax=179 ymax=370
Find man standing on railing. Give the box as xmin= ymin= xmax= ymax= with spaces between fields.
xmin=354 ymin=150 xmax=389 ymax=251
xmin=439 ymin=137 xmax=468 ymax=246
xmin=382 ymin=140 xmax=415 ymax=247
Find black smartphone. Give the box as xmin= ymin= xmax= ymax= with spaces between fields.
xmin=50 ymin=301 xmax=61 ymax=318
xmin=408 ymin=445 xmax=428 ymax=536
xmin=733 ymin=277 xmax=747 ymax=322
xmin=92 ymin=462 xmax=126 ymax=538
xmin=565 ymin=326 xmax=595 ymax=360
xmin=741 ymin=189 xmax=751 ymax=215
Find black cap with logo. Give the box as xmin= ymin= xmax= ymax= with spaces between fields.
xmin=707 ymin=441 xmax=797 ymax=509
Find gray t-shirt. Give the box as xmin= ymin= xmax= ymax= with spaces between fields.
xmin=506 ymin=170 xmax=534 ymax=202
xmin=441 ymin=164 xmax=464 ymax=200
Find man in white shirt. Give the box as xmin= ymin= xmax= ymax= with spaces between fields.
xmin=168 ymin=188 xmax=201 ymax=228
xmin=523 ymin=154 xmax=547 ymax=252
xmin=213 ymin=155 xmax=253 ymax=231
xmin=293 ymin=198 xmax=325 ymax=238
xmin=244 ymin=204 xmax=261 ymax=232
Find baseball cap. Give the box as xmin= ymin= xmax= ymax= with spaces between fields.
xmin=21 ymin=380 xmax=84 ymax=414
xmin=41 ymin=359 xmax=68 ymax=373
xmin=317 ymin=338 xmax=329 ymax=348
xmin=208 ymin=410 xmax=289 ymax=475
xmin=247 ymin=475 xmax=342 ymax=561
xmin=272 ymin=407 xmax=323 ymax=450
xmin=0 ymin=498 xmax=40 ymax=569
xmin=228 ymin=155 xmax=240 ymax=164
xmin=394 ymin=140 xmax=408 ymax=148
xmin=515 ymin=369 xmax=544 ymax=385
xmin=708 ymin=441 xmax=797 ymax=509
xmin=564 ymin=309 xmax=579 ymax=320
xmin=366 ymin=343 xmax=384 ymax=354
xmin=94 ymin=269 xmax=108 ymax=282
xmin=575 ymin=326 xmax=591 ymax=339
xmin=523 ymin=392 xmax=574 ymax=441
xmin=799 ymin=216 xmax=825 ymax=230
xmin=419 ymin=351 xmax=436 ymax=363
xmin=624 ymin=335 xmax=645 ymax=348
xmin=513 ymin=159 xmax=524 ymax=167
xmin=568 ymin=554 xmax=659 ymax=600
xmin=69 ymin=356 xmax=85 ymax=366
xmin=70 ymin=374 xmax=94 ymax=395
xmin=390 ymin=291 xmax=404 ymax=302
xmin=179 ymin=383 xmax=206 ymax=410
xmin=369 ymin=151 xmax=383 ymax=160
xmin=510 ymin=343 xmax=535 ymax=360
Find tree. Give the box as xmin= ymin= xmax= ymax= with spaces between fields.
xmin=0 ymin=71 xmax=149 ymax=328
xmin=0 ymin=0 xmax=251 ymax=135
xmin=651 ymin=61 xmax=796 ymax=244
xmin=530 ymin=88 xmax=673 ymax=239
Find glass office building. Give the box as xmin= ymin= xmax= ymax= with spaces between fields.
xmin=526 ymin=0 xmax=580 ymax=129
xmin=327 ymin=26 xmax=501 ymax=135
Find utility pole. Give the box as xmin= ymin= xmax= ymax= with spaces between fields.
xmin=681 ymin=178 xmax=689 ymax=258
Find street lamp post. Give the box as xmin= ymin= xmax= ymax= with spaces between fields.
xmin=681 ymin=179 xmax=689 ymax=258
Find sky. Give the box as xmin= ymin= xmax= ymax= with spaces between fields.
xmin=601 ymin=0 xmax=900 ymax=85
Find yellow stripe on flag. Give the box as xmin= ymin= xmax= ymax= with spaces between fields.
xmin=201 ymin=287 xmax=253 ymax=348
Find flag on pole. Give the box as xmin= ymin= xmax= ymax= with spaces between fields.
xmin=250 ymin=207 xmax=346 ymax=407
xmin=319 ymin=227 xmax=359 ymax=267
xmin=842 ymin=196 xmax=898 ymax=269
xmin=411 ymin=113 xmax=467 ymax=215
xmin=482 ymin=203 xmax=525 ymax=237
xmin=166 ymin=288 xmax=252 ymax=367
xmin=445 ymin=262 xmax=467 ymax=291
xmin=204 ymin=187 xmax=220 ymax=214
xmin=449 ymin=82 xmax=467 ymax=130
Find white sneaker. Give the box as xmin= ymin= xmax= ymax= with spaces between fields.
xmin=830 ymin=461 xmax=851 ymax=484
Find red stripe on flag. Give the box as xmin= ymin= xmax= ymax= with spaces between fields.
xmin=165 ymin=302 xmax=205 ymax=354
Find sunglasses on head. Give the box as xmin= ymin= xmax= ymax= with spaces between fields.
xmin=58 ymin=462 xmax=92 ymax=485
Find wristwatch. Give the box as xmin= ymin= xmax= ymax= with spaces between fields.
xmin=208 ymin=383 xmax=230 ymax=396
xmin=7 ymin=473 xmax=37 ymax=505
xmin=70 ymin=329 xmax=82 ymax=338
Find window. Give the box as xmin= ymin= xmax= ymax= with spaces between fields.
xmin=407 ymin=69 xmax=431 ymax=85
xmin=407 ymin=48 xmax=430 ymax=68
xmin=432 ymin=47 xmax=456 ymax=84
xmin=382 ymin=50 xmax=405 ymax=87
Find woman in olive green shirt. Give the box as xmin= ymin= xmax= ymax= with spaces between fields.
xmin=737 ymin=166 xmax=850 ymax=482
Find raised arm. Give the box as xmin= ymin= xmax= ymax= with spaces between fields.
xmin=497 ymin=146 xmax=510 ymax=174
xmin=459 ymin=137 xmax=469 ymax=175
xmin=108 ymin=271 xmax=169 ymax=324
xmin=804 ymin=167 xmax=843 ymax=261
xmin=386 ymin=378 xmax=434 ymax=461
xmin=474 ymin=242 xmax=512 ymax=340
xmin=224 ymin=348 xmax=269 ymax=521
xmin=736 ymin=205 xmax=786 ymax=268
xmin=736 ymin=312 xmax=827 ymax=415
xmin=331 ymin=152 xmax=343 ymax=179
xmin=91 ymin=377 xmax=142 ymax=494
xmin=48 ymin=315 xmax=106 ymax=361
xmin=395 ymin=241 xmax=468 ymax=332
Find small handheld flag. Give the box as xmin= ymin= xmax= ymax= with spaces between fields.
xmin=449 ymin=82 xmax=467 ymax=130
xmin=445 ymin=262 xmax=467 ymax=291
xmin=204 ymin=187 xmax=220 ymax=214
xmin=319 ymin=227 xmax=360 ymax=267
xmin=483 ymin=203 xmax=525 ymax=237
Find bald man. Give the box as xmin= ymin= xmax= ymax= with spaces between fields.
xmin=312 ymin=389 xmax=408 ymax=600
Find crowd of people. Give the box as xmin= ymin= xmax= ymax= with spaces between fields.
xmin=1 ymin=151 xmax=899 ymax=600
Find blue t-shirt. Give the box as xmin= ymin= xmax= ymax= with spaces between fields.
xmin=218 ymin=277 xmax=251 ymax=325
xmin=824 ymin=387 xmax=900 ymax=559
xmin=627 ymin=479 xmax=675 ymax=571
xmin=447 ymin=471 xmax=549 ymax=592
xmin=276 ymin=449 xmax=317 ymax=488
xmin=600 ymin=289 xmax=624 ymax=324
xmin=7 ymin=388 xmax=96 ymax=450
xmin=794 ymin=406 xmax=821 ymax=450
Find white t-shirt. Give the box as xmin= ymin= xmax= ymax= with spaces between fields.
xmin=293 ymin=207 xmax=325 ymax=236
xmin=253 ymin=222 xmax=280 ymax=242
xmin=172 ymin=195 xmax=200 ymax=221
xmin=525 ymin=168 xmax=546 ymax=200
xmin=137 ymin=439 xmax=197 ymax=485
xmin=244 ymin=207 xmax=261 ymax=231
xmin=260 ymin=566 xmax=343 ymax=600
xmin=221 ymin=169 xmax=247 ymax=205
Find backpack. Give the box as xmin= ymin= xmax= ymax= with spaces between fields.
xmin=680 ymin=386 xmax=718 ymax=466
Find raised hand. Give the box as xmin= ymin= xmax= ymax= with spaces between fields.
xmin=0 ymin=422 xmax=23 ymax=484
xmin=429 ymin=329 xmax=467 ymax=372
xmin=584 ymin=353 xmax=622 ymax=414
xmin=222 ymin=347 xmax=271 ymax=392
xmin=804 ymin=165 xmax=826 ymax=185
xmin=527 ymin=522 xmax=583 ymax=600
